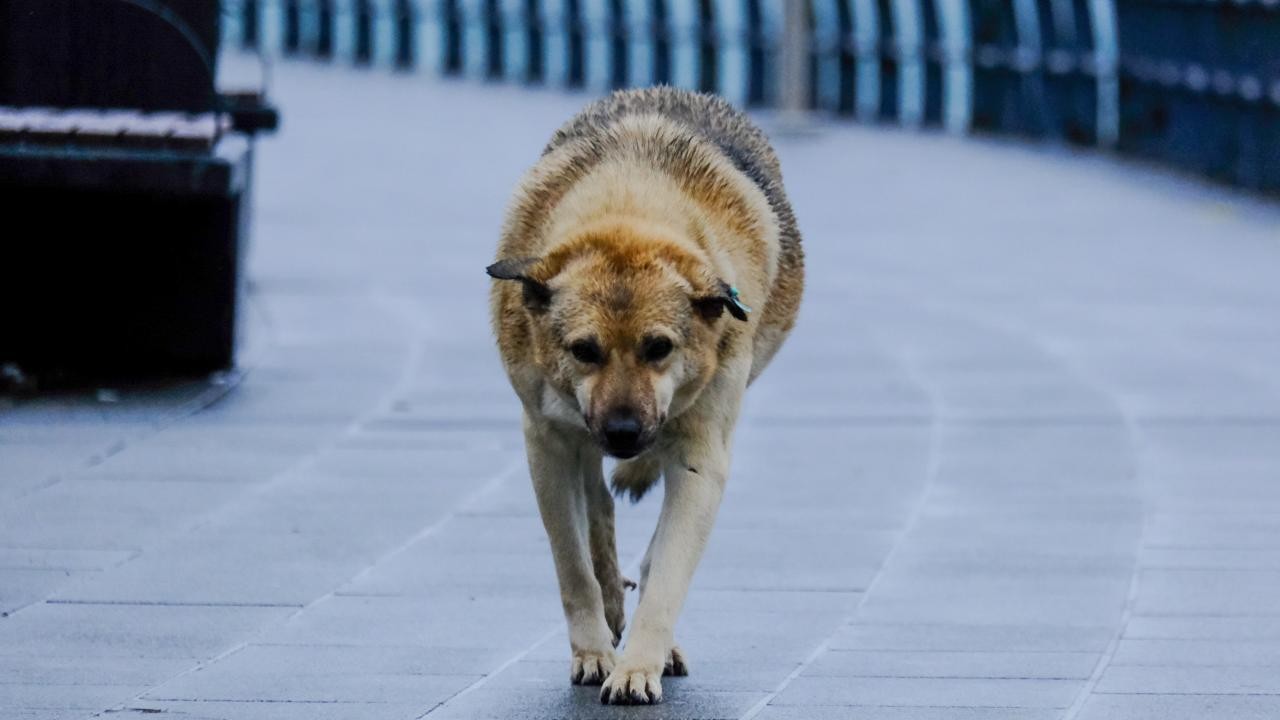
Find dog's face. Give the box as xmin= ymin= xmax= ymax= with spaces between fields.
xmin=490 ymin=233 xmax=747 ymax=458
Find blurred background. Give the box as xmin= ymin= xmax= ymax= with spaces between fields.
xmin=1 ymin=2 xmax=1278 ymax=719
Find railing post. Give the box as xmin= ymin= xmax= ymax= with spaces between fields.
xmin=582 ymin=0 xmax=611 ymax=90
xmin=1089 ymin=0 xmax=1118 ymax=147
xmin=780 ymin=0 xmax=811 ymax=121
xmin=669 ymin=0 xmax=699 ymax=89
xmin=812 ymin=0 xmax=843 ymax=113
xmin=242 ymin=0 xmax=261 ymax=49
xmin=542 ymin=0 xmax=570 ymax=85
xmin=715 ymin=0 xmax=751 ymax=106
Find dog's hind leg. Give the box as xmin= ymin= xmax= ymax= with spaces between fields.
xmin=584 ymin=460 xmax=630 ymax=646
xmin=524 ymin=416 xmax=615 ymax=686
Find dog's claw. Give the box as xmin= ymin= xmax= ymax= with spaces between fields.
xmin=664 ymin=645 xmax=689 ymax=676
xmin=571 ymin=649 xmax=615 ymax=686
xmin=600 ymin=667 xmax=663 ymax=705
xmin=622 ymin=575 xmax=638 ymax=591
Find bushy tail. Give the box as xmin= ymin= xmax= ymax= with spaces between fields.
xmin=610 ymin=454 xmax=662 ymax=502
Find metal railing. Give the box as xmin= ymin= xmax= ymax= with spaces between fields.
xmin=220 ymin=0 xmax=1280 ymax=193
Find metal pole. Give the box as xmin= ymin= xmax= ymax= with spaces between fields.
xmin=779 ymin=0 xmax=812 ymax=132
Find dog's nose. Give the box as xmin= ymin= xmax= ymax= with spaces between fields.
xmin=602 ymin=414 xmax=644 ymax=458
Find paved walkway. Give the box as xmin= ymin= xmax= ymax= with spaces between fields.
xmin=3 ymin=61 xmax=1280 ymax=720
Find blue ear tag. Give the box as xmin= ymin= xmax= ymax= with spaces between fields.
xmin=728 ymin=286 xmax=752 ymax=314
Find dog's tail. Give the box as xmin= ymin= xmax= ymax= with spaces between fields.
xmin=610 ymin=454 xmax=662 ymax=502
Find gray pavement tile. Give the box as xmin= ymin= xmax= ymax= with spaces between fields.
xmin=0 ymin=479 xmax=243 ymax=550
xmin=51 ymin=474 xmax=482 ymax=605
xmin=1096 ymin=665 xmax=1280 ymax=695
xmin=769 ymin=676 xmax=1081 ymax=708
xmin=259 ymin=594 xmax=560 ymax=649
xmin=1125 ymin=616 xmax=1280 ymax=641
xmin=679 ymin=589 xmax=861 ymax=615
xmin=803 ymin=649 xmax=1099 ymax=679
xmin=0 ymin=682 xmax=145 ymax=710
xmin=0 ymin=655 xmax=184 ymax=686
xmin=856 ymin=573 xmax=1131 ymax=626
xmin=1110 ymin=638 xmax=1280 ymax=667
xmin=1141 ymin=547 xmax=1280 ymax=570
xmin=0 ymin=548 xmax=135 ymax=571
xmin=754 ymin=707 xmax=1063 ymax=720
xmin=338 ymin=547 xmax=558 ymax=596
xmin=1135 ymin=569 xmax=1280 ymax=616
xmin=217 ymin=643 xmax=508 ymax=676
xmin=310 ymin=446 xmax=516 ymax=483
xmin=1145 ymin=512 xmax=1280 ymax=549
xmin=1 ymin=567 xmax=85 ymax=615
xmin=1075 ymin=693 xmax=1280 ymax=720
xmin=831 ymin=623 xmax=1116 ymax=653
xmin=143 ymin=669 xmax=477 ymax=704
xmin=118 ymin=700 xmax=435 ymax=720
xmin=425 ymin=686 xmax=767 ymax=719
xmin=489 ymin=659 xmax=792 ymax=693
xmin=5 ymin=710 xmax=89 ymax=720
xmin=0 ymin=602 xmax=294 ymax=659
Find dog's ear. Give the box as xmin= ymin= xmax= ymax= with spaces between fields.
xmin=487 ymin=257 xmax=552 ymax=312
xmin=692 ymin=280 xmax=750 ymax=323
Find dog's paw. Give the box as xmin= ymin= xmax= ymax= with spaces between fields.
xmin=571 ymin=648 xmax=615 ymax=686
xmin=599 ymin=663 xmax=663 ymax=705
xmin=664 ymin=645 xmax=689 ymax=676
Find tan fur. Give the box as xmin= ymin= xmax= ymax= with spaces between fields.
xmin=489 ymin=87 xmax=803 ymax=704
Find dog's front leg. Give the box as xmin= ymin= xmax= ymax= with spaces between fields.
xmin=599 ymin=440 xmax=727 ymax=705
xmin=524 ymin=415 xmax=616 ymax=685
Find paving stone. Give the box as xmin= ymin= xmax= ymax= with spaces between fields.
xmin=1096 ymin=664 xmax=1280 ymax=695
xmin=144 ymin=669 xmax=477 ymax=704
xmin=830 ymin=623 xmax=1116 ymax=653
xmin=0 ymin=655 xmax=184 ymax=685
xmin=116 ymin=700 xmax=437 ymax=720
xmin=768 ymin=676 xmax=1081 ymax=708
xmin=1110 ymin=637 xmax=1280 ymax=667
xmin=215 ymin=643 xmax=508 ymax=677
xmin=426 ymin=686 xmax=766 ymax=720
xmin=1125 ymin=616 xmax=1280 ymax=641
xmin=1075 ymin=694 xmax=1280 ymax=720
xmin=754 ymin=707 xmax=1063 ymax=720
xmin=258 ymin=595 xmax=560 ymax=649
xmin=803 ymin=649 xmax=1099 ymax=680
xmin=0 ymin=602 xmax=295 ymax=659
xmin=0 ymin=682 xmax=145 ymax=710
xmin=0 ymin=567 xmax=85 ymax=615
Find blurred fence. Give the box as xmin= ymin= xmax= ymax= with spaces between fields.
xmin=222 ymin=0 xmax=1279 ymax=193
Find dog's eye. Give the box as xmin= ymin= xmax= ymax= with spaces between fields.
xmin=642 ymin=337 xmax=674 ymax=363
xmin=569 ymin=339 xmax=604 ymax=365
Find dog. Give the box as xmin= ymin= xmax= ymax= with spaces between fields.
xmin=487 ymin=86 xmax=803 ymax=705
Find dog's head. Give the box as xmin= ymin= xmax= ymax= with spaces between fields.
xmin=489 ymin=226 xmax=748 ymax=458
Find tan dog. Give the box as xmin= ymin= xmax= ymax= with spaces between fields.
xmin=488 ymin=87 xmax=803 ymax=705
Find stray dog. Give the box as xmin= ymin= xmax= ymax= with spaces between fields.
xmin=487 ymin=87 xmax=803 ymax=705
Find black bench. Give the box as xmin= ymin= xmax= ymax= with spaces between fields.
xmin=0 ymin=0 xmax=278 ymax=390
